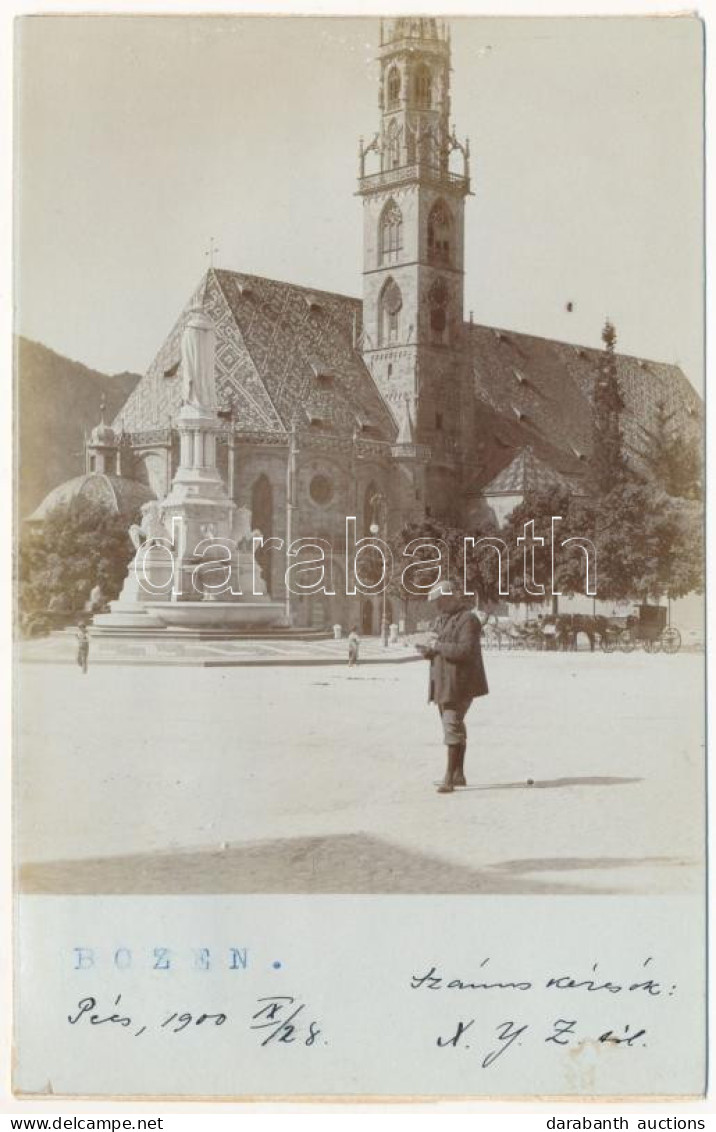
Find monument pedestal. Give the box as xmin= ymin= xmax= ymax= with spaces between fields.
xmin=92 ymin=313 xmax=285 ymax=639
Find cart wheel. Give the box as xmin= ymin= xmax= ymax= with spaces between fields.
xmin=600 ymin=630 xmax=617 ymax=654
xmin=618 ymin=629 xmax=636 ymax=653
xmin=644 ymin=637 xmax=661 ymax=654
xmin=661 ymin=627 xmax=681 ymax=655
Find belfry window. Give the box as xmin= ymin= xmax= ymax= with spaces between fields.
xmin=387 ymin=66 xmax=401 ymax=109
xmin=380 ymin=200 xmax=403 ymax=265
xmin=379 ymin=278 xmax=403 ymax=347
xmin=428 ymin=277 xmax=449 ymax=344
xmin=428 ymin=200 xmax=451 ymax=264
xmin=413 ymin=64 xmax=432 ymax=109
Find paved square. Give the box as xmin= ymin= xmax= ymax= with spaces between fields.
xmin=16 ymin=650 xmax=704 ymax=895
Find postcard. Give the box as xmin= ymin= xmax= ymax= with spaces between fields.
xmin=12 ymin=13 xmax=706 ymax=1100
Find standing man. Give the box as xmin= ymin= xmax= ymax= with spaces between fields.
xmin=76 ymin=620 xmax=90 ymax=675
xmin=416 ymin=581 xmax=489 ymax=793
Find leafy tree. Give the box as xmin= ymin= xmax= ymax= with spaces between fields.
xmin=388 ymin=514 xmax=504 ymax=610
xmin=18 ymin=499 xmax=137 ymax=625
xmin=497 ymin=486 xmax=598 ymax=609
xmin=594 ymin=481 xmax=703 ymax=602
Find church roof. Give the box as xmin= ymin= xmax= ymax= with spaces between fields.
xmin=113 ymin=269 xmax=397 ymax=441
xmin=27 ymin=472 xmax=155 ymax=523
xmin=462 ymin=321 xmax=701 ymax=495
xmin=112 ymin=268 xmax=701 ymax=498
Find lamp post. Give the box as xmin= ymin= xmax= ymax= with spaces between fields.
xmin=369 ymin=491 xmax=390 ymax=647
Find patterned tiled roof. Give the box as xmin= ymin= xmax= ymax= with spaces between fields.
xmin=463 ymin=322 xmax=701 ymax=494
xmin=481 ymin=446 xmax=581 ymax=495
xmin=112 ymin=269 xmax=702 ymax=497
xmin=114 ymin=269 xmax=397 ymax=441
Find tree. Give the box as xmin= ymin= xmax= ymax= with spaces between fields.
xmin=388 ymin=514 xmax=505 ymax=611
xmin=641 ymin=399 xmax=702 ymax=501
xmin=592 ymin=318 xmax=627 ymax=493
xmin=594 ymin=481 xmax=703 ymax=603
xmin=497 ymin=487 xmax=598 ymax=610
xmin=18 ymin=499 xmax=137 ymax=625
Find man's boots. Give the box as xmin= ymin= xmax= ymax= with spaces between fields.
xmin=453 ymin=743 xmax=467 ymax=787
xmin=437 ymin=745 xmax=460 ymax=793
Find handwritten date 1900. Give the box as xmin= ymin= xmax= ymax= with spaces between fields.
xmin=68 ymin=995 xmax=226 ymax=1037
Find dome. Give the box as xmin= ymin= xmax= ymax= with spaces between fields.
xmin=89 ymin=421 xmax=116 ymax=446
xmin=26 ymin=473 xmax=155 ymax=524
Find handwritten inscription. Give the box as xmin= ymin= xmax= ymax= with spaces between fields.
xmin=67 ymin=994 xmax=324 ymax=1047
xmin=434 ymin=1017 xmax=647 ymax=1067
xmin=68 ymin=995 xmax=227 ymax=1037
xmin=410 ymin=958 xmax=673 ymax=998
xmin=249 ymin=996 xmax=323 ymax=1047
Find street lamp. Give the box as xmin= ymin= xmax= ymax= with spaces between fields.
xmin=369 ymin=492 xmax=390 ymax=647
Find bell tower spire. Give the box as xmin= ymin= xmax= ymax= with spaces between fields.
xmin=357 ymin=17 xmax=471 ymax=484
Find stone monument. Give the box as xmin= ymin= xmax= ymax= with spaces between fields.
xmin=93 ymin=307 xmax=285 ymax=636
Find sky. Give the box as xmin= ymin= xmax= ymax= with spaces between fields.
xmin=14 ymin=14 xmax=704 ymax=391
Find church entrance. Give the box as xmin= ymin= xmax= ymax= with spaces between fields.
xmin=361 ymin=600 xmax=374 ymax=636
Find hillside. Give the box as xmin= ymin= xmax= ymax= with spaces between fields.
xmin=16 ymin=337 xmax=141 ymax=519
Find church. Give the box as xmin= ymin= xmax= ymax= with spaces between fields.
xmin=32 ymin=17 xmax=702 ymax=633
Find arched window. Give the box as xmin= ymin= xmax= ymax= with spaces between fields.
xmin=380 ymin=199 xmax=403 ymax=265
xmin=427 ymin=200 xmax=451 ymax=263
xmin=386 ymin=66 xmax=401 ymax=109
xmin=385 ymin=119 xmax=401 ymax=170
xmin=379 ymin=278 xmax=402 ymax=347
xmin=251 ymin=474 xmax=274 ymax=594
xmin=413 ymin=64 xmax=432 ymax=109
xmin=428 ymin=277 xmax=449 ymax=344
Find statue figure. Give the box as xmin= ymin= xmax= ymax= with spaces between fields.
xmin=129 ymin=501 xmax=171 ymax=551
xmin=231 ymin=505 xmax=267 ymax=596
xmin=232 ymin=505 xmax=262 ymax=552
xmin=180 ymin=307 xmax=217 ymax=412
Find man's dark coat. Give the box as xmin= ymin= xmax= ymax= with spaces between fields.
xmin=428 ymin=608 xmax=489 ymax=706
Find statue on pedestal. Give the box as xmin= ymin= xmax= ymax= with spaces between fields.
xmin=180 ymin=308 xmax=217 ymax=412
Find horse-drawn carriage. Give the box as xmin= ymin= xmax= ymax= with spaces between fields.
xmin=597 ymin=604 xmax=681 ymax=654
xmin=481 ymin=605 xmax=681 ymax=654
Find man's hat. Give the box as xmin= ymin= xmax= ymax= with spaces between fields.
xmin=427 ymin=579 xmax=455 ymax=602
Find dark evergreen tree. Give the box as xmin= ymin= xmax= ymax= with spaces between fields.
xmin=592 ymin=318 xmax=627 ymax=493
xmin=641 ymin=399 xmax=702 ymax=500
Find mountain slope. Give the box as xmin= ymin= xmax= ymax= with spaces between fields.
xmin=16 ymin=337 xmax=141 ymax=519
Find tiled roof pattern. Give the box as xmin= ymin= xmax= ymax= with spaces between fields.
xmin=213 ymin=270 xmax=396 ymax=439
xmin=113 ymin=275 xmax=284 ymax=434
xmin=463 ymin=322 xmax=701 ymax=492
xmin=114 ymin=270 xmax=397 ymax=441
xmin=481 ymin=446 xmax=580 ymax=495
xmin=110 ymin=268 xmax=701 ymax=496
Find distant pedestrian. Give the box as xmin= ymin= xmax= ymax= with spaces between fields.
xmin=76 ymin=621 xmax=89 ymax=674
xmin=347 ymin=626 xmax=360 ymax=667
xmin=416 ymin=581 xmax=489 ymax=793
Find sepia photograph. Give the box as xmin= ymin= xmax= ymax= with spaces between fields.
xmin=10 ymin=10 xmax=707 ymax=1100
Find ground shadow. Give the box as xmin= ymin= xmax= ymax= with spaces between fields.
xmin=18 ymin=833 xmax=692 ymax=897
xmin=470 ymin=776 xmax=642 ymax=792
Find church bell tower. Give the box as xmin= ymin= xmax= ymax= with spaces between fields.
xmin=357 ymin=17 xmax=471 ymax=500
